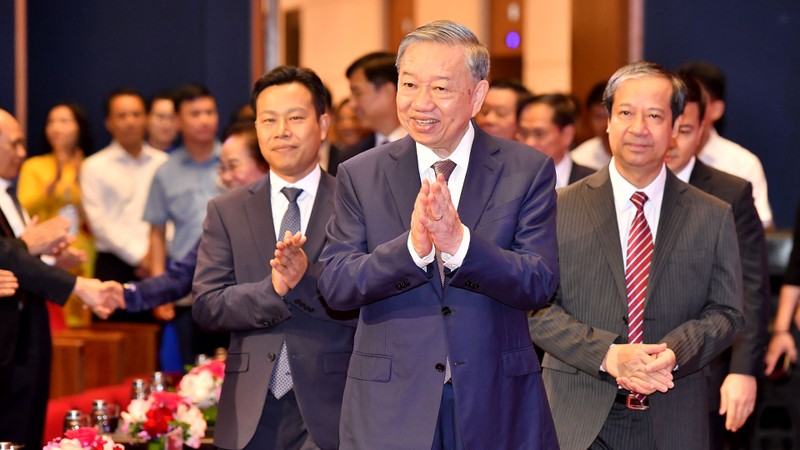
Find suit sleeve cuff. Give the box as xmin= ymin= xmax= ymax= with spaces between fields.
xmin=407 ymin=234 xmax=435 ymax=269
xmin=442 ymin=225 xmax=470 ymax=270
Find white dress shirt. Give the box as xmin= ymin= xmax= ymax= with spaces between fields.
xmin=673 ymin=156 xmax=697 ymax=183
xmin=608 ymin=157 xmax=667 ymax=266
xmin=570 ymin=136 xmax=611 ymax=170
xmin=698 ymin=129 xmax=772 ymax=227
xmin=375 ymin=126 xmax=408 ymax=146
xmin=80 ymin=142 xmax=168 ymax=266
xmin=554 ymin=155 xmax=574 ymax=189
xmin=270 ymin=166 xmax=321 ymax=240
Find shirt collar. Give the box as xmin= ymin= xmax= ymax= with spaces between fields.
xmin=609 ymin=156 xmax=667 ymax=213
xmin=415 ymin=122 xmax=474 ymax=176
xmin=673 ymin=156 xmax=696 ymax=183
xmin=270 ymin=165 xmax=322 ymax=199
xmin=0 ymin=177 xmax=12 ymax=191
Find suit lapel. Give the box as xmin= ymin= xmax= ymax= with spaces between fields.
xmin=647 ymin=171 xmax=688 ymax=302
xmin=583 ymin=168 xmax=627 ymax=301
xmin=458 ymin=127 xmax=503 ymax=229
xmin=245 ymin=177 xmax=277 ymax=266
xmin=383 ymin=136 xmax=421 ymax=231
xmin=304 ymin=172 xmax=335 ymax=261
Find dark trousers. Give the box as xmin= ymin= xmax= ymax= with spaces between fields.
xmin=241 ymin=390 xmax=316 ymax=450
xmin=432 ymin=382 xmax=464 ymax=450
xmin=590 ymin=397 xmax=657 ymax=450
xmin=0 ymin=302 xmax=51 ymax=449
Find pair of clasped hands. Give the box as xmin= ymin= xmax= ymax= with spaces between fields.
xmin=603 ymin=343 xmax=677 ymax=396
xmin=411 ymin=174 xmax=462 ymax=259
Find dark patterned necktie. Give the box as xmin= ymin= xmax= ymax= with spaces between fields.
xmin=431 ymin=160 xmax=456 ymax=286
xmin=269 ymin=186 xmax=303 ymax=398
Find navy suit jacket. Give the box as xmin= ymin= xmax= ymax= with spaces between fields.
xmin=318 ymin=128 xmax=559 ymax=449
xmin=193 ymin=173 xmax=356 ymax=450
xmin=125 ymin=241 xmax=198 ymax=312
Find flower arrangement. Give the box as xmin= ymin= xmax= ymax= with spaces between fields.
xmin=120 ymin=391 xmax=206 ymax=449
xmin=43 ymin=427 xmax=123 ymax=450
xmin=178 ymin=359 xmax=224 ymax=423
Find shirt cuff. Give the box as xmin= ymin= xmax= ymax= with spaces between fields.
xmin=408 ymin=234 xmax=436 ymax=269
xmin=441 ymin=225 xmax=470 ymax=270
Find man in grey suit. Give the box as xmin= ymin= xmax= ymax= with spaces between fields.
xmin=664 ymin=74 xmax=770 ymax=447
xmin=193 ymin=66 xmax=356 ymax=450
xmin=529 ymin=61 xmax=745 ymax=450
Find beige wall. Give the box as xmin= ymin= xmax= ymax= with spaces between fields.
xmin=523 ymin=0 xmax=571 ymax=93
xmin=278 ymin=0 xmax=575 ymax=100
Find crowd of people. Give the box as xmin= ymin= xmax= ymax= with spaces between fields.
xmin=1 ymin=18 xmax=798 ymax=450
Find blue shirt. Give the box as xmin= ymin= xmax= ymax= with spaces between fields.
xmin=143 ymin=143 xmax=221 ymax=260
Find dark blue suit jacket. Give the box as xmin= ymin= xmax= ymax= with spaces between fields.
xmin=124 ymin=241 xmax=198 ymax=312
xmin=318 ymin=127 xmax=559 ymax=449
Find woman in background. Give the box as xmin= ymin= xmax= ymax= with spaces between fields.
xmin=17 ymin=102 xmax=95 ymax=325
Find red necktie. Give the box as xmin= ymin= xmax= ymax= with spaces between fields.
xmin=626 ymin=191 xmax=653 ymax=401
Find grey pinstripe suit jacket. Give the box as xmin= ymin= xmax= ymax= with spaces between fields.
xmin=529 ymin=166 xmax=745 ymax=450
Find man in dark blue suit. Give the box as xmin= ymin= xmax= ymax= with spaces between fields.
xmin=319 ymin=20 xmax=559 ymax=449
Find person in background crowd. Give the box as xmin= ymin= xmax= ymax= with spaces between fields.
xmin=571 ymin=81 xmax=611 ymax=170
xmin=765 ymin=200 xmax=800 ymax=377
xmin=475 ymin=79 xmax=531 ymax=140
xmin=677 ymin=61 xmax=773 ymax=229
xmin=664 ymin=74 xmax=770 ymax=446
xmin=331 ymin=97 xmax=370 ymax=149
xmin=18 ymin=102 xmax=93 ymax=275
xmin=81 ymin=88 xmax=168 ymax=321
xmin=343 ymin=52 xmax=405 ymax=156
xmin=143 ymin=83 xmax=222 ymax=367
xmin=147 ymin=90 xmax=179 ymax=152
xmin=516 ymin=93 xmax=595 ymax=187
xmin=102 ymin=123 xmax=267 ymax=313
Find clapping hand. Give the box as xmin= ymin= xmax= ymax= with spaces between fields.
xmin=270 ymin=231 xmax=308 ymax=297
xmin=20 ymin=216 xmax=73 ymax=256
xmin=411 ymin=175 xmax=463 ymax=257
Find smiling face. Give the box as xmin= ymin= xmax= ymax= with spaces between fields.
xmin=608 ymin=75 xmax=679 ymax=187
xmin=255 ymin=82 xmax=329 ymax=183
xmin=396 ymin=42 xmax=488 ymax=157
xmin=219 ymin=133 xmax=267 ymax=189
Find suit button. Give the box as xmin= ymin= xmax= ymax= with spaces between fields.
xmin=267 ymin=353 xmax=276 ymax=362
xmin=442 ymin=306 xmax=452 ymax=316
xmin=435 ymin=363 xmax=445 ymax=373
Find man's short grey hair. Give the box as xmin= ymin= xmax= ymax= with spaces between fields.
xmin=396 ymin=20 xmax=490 ymax=82
xmin=602 ymin=61 xmax=686 ymax=122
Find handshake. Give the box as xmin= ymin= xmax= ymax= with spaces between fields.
xmin=71 ymin=278 xmax=129 ymax=320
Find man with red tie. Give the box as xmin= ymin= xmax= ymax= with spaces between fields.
xmin=529 ymin=62 xmax=744 ymax=450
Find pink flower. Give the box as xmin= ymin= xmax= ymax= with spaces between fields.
xmin=150 ymin=391 xmax=182 ymax=410
xmin=64 ymin=427 xmax=99 ymax=443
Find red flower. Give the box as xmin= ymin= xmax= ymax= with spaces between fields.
xmin=204 ymin=360 xmax=225 ymax=379
xmin=151 ymin=391 xmax=182 ymax=410
xmin=143 ymin=406 xmax=173 ymax=436
xmin=65 ymin=426 xmax=99 ymax=444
